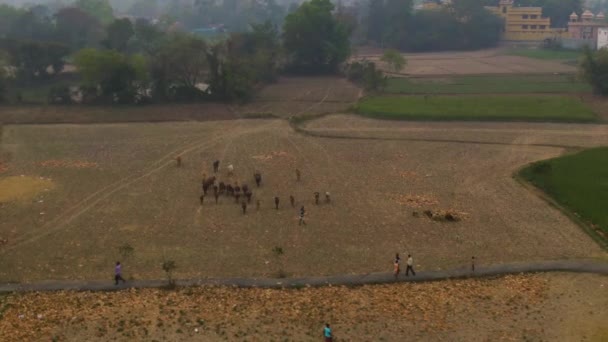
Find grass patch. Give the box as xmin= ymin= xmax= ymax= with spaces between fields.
xmin=0 ymin=176 xmax=55 ymax=202
xmin=355 ymin=95 xmax=596 ymax=122
xmin=519 ymin=148 xmax=608 ymax=247
xmin=506 ymin=48 xmax=582 ymax=60
xmin=386 ymin=74 xmax=591 ymax=94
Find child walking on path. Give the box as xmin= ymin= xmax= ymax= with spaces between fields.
xmin=394 ymin=253 xmax=401 ymax=279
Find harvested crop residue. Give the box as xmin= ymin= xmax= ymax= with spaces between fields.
xmin=39 ymin=160 xmax=98 ymax=169
xmin=395 ymin=194 xmax=439 ymax=208
xmin=0 ymin=176 xmax=55 ymax=202
xmin=399 ymin=171 xmax=418 ymax=180
xmin=422 ymin=209 xmax=469 ymax=222
xmin=252 ymin=151 xmax=292 ymax=161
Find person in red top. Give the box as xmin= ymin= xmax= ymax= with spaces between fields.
xmin=393 ymin=253 xmax=401 ymax=279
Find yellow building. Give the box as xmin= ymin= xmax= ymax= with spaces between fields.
xmin=421 ymin=0 xmax=567 ymax=42
xmin=486 ymin=0 xmax=566 ymax=41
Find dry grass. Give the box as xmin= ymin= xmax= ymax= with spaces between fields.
xmin=0 ymin=273 xmax=606 ymax=341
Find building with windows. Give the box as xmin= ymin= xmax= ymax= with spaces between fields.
xmin=567 ymin=10 xmax=606 ymax=40
xmin=421 ymin=0 xmax=608 ymax=46
xmin=485 ymin=0 xmax=566 ymax=41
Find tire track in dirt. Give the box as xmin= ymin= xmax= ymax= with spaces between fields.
xmin=1 ymin=121 xmax=275 ymax=253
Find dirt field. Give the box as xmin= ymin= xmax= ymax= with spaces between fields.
xmin=0 ymin=273 xmax=606 ymax=341
xmin=240 ymin=76 xmax=361 ymax=118
xmin=0 ymin=117 xmax=606 ymax=283
xmin=355 ymin=48 xmax=576 ymax=76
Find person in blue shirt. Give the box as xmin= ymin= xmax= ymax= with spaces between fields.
xmin=323 ymin=323 xmax=332 ymax=342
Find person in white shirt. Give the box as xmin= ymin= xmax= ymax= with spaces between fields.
xmin=406 ymin=254 xmax=416 ymax=276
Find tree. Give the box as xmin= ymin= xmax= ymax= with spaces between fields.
xmin=103 ymin=18 xmax=134 ymax=52
xmin=366 ymin=0 xmax=385 ymax=43
xmin=580 ymin=47 xmax=608 ymax=96
xmin=450 ymin=0 xmax=504 ymax=49
xmin=131 ymin=18 xmax=165 ymax=54
xmin=383 ymin=0 xmax=413 ymax=47
xmin=55 ymin=7 xmax=103 ymax=50
xmin=74 ymin=48 xmax=148 ymax=103
xmin=76 ymin=0 xmax=114 ymax=25
xmin=381 ymin=49 xmax=406 ymax=73
xmin=8 ymin=9 xmax=56 ymax=42
xmin=149 ymin=33 xmax=208 ymax=101
xmin=0 ymin=62 xmax=6 ymax=103
xmin=6 ymin=41 xmax=70 ymax=81
xmin=345 ymin=60 xmax=387 ymax=92
xmin=0 ymin=5 xmax=23 ymax=38
xmin=283 ymin=0 xmax=351 ymax=73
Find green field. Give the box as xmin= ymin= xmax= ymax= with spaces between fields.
xmin=506 ymin=48 xmax=582 ymax=60
xmin=355 ymin=95 xmax=596 ymax=122
xmin=386 ymin=75 xmax=591 ymax=94
xmin=519 ymin=148 xmax=608 ymax=245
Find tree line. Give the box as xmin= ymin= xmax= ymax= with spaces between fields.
xmin=0 ymin=0 xmax=351 ymax=105
xmin=366 ymin=0 xmax=503 ymax=51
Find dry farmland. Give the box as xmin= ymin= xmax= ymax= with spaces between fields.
xmin=0 ymin=273 xmax=607 ymax=341
xmin=357 ymin=48 xmax=577 ymax=76
xmin=1 ymin=116 xmax=607 ymax=283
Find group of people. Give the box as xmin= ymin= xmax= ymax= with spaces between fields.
xmin=194 ymin=159 xmax=332 ymax=225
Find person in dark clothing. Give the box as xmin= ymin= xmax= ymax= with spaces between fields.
xmin=290 ymin=195 xmax=295 ymax=208
xmin=245 ymin=191 xmax=253 ymax=204
xmin=471 ymin=256 xmax=475 ymax=272
xmin=213 ymin=160 xmax=220 ymax=173
xmin=199 ymin=194 xmax=205 ymax=205
xmin=274 ymin=196 xmax=280 ymax=210
xmin=314 ymin=192 xmax=320 ymax=205
xmin=299 ymin=206 xmax=306 ymax=226
xmin=296 ymin=168 xmax=301 ymax=182
xmin=254 ymin=171 xmax=262 ymax=187
xmin=114 ymin=261 xmax=126 ymax=285
xmin=242 ymin=201 xmax=247 ymax=214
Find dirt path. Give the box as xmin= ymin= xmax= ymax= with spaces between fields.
xmin=1 ymin=259 xmax=606 ymax=293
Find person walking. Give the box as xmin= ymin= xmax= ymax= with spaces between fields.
xmin=296 ymin=168 xmax=301 ymax=182
xmin=114 ymin=261 xmax=126 ymax=285
xmin=406 ymin=254 xmax=416 ymax=277
xmin=290 ymin=195 xmax=296 ymax=208
xmin=323 ymin=323 xmax=333 ymax=342
xmin=393 ymin=253 xmax=401 ymax=279
xmin=242 ymin=201 xmax=247 ymax=214
xmin=274 ymin=196 xmax=280 ymax=210
xmin=471 ymin=256 xmax=475 ymax=272
xmin=299 ymin=206 xmax=307 ymax=226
